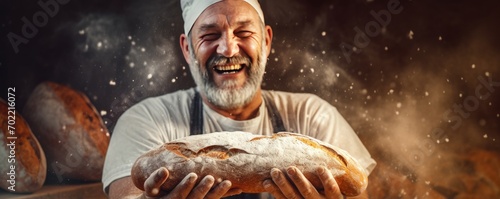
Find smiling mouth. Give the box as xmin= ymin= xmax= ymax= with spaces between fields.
xmin=213 ymin=64 xmax=245 ymax=74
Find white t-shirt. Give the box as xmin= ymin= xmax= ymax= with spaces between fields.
xmin=102 ymin=88 xmax=376 ymax=193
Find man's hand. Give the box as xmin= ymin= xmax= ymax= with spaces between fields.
xmin=142 ymin=167 xmax=242 ymax=199
xmin=263 ymin=166 xmax=345 ymax=199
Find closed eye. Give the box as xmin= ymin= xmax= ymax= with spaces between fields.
xmin=236 ymin=31 xmax=253 ymax=38
xmin=201 ymin=33 xmax=220 ymax=41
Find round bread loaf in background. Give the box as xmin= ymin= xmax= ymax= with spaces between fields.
xmin=23 ymin=82 xmax=110 ymax=182
xmin=0 ymin=98 xmax=46 ymax=193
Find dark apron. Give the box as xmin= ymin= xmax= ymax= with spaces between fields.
xmin=189 ymin=91 xmax=286 ymax=199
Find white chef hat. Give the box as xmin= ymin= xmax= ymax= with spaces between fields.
xmin=180 ymin=0 xmax=265 ymax=34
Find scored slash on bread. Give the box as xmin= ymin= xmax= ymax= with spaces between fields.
xmin=131 ymin=131 xmax=368 ymax=196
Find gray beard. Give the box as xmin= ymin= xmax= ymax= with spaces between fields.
xmin=188 ymin=42 xmax=267 ymax=110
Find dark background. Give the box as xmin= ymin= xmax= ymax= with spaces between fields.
xmin=1 ymin=0 xmax=499 ymax=198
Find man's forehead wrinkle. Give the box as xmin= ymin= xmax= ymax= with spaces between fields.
xmin=236 ymin=20 xmax=253 ymax=27
xmin=199 ymin=23 xmax=218 ymax=32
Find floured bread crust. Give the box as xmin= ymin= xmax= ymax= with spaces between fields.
xmin=131 ymin=131 xmax=368 ymax=196
xmin=0 ymin=99 xmax=46 ymax=193
xmin=23 ymin=82 xmax=110 ymax=181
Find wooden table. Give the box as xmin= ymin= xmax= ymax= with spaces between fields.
xmin=0 ymin=182 xmax=106 ymax=199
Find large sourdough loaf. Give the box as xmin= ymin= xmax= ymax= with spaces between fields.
xmin=131 ymin=131 xmax=368 ymax=196
xmin=0 ymin=99 xmax=46 ymax=193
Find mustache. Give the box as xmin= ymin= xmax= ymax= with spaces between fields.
xmin=206 ymin=54 xmax=251 ymax=68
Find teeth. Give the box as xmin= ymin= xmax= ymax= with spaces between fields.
xmin=215 ymin=64 xmax=242 ymax=71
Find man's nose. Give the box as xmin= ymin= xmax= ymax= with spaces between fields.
xmin=216 ymin=33 xmax=239 ymax=57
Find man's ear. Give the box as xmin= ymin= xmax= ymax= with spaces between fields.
xmin=264 ymin=25 xmax=273 ymax=57
xmin=180 ymin=33 xmax=191 ymax=64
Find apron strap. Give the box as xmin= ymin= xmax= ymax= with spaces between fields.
xmin=262 ymin=92 xmax=287 ymax=133
xmin=189 ymin=90 xmax=203 ymax=135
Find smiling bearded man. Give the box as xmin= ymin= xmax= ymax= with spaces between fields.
xmin=102 ymin=0 xmax=376 ymax=199
xmin=187 ymin=35 xmax=267 ymax=110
